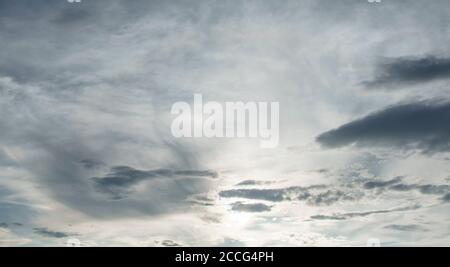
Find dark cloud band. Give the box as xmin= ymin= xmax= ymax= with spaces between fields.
xmin=317 ymin=101 xmax=450 ymax=154
xmin=310 ymin=205 xmax=421 ymax=221
xmin=363 ymin=56 xmax=450 ymax=89
xmin=92 ymin=166 xmax=218 ymax=200
xmin=33 ymin=228 xmax=75 ymax=239
xmin=230 ymin=202 xmax=272 ymax=213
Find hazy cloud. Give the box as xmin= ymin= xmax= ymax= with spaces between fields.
xmin=230 ymin=202 xmax=272 ymax=213
xmin=80 ymin=159 xmax=105 ymax=170
xmin=384 ymin=224 xmax=428 ymax=232
xmin=311 ymin=205 xmax=421 ymax=221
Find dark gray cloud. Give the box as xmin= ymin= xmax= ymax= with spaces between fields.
xmin=365 ymin=177 xmax=450 ymax=200
xmin=416 ymin=184 xmax=450 ymax=195
xmin=363 ymin=56 xmax=450 ymax=89
xmin=92 ymin=166 xmax=218 ymax=200
xmin=230 ymin=202 xmax=272 ymax=213
xmin=221 ymin=176 xmax=449 ymax=213
xmin=220 ymin=187 xmax=308 ymax=202
xmin=33 ymin=228 xmax=75 ymax=239
xmin=236 ymin=180 xmax=274 ymax=186
xmin=384 ymin=224 xmax=428 ymax=232
xmin=219 ymin=185 xmax=360 ymax=206
xmin=317 ymin=101 xmax=450 ymax=154
xmin=363 ymin=177 xmax=449 ymax=200
xmin=161 ymin=240 xmax=182 ymax=247
xmin=309 ymin=190 xmax=361 ymax=206
xmin=310 ymin=205 xmax=421 ymax=221
xmin=0 ymin=222 xmax=23 ymax=229
xmin=363 ymin=177 xmax=403 ymax=190
xmin=80 ymin=159 xmax=105 ymax=170
xmin=188 ymin=196 xmax=215 ymax=207
xmin=443 ymin=194 xmax=450 ymax=202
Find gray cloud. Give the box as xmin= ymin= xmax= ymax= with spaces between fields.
xmin=317 ymin=101 xmax=450 ymax=154
xmin=363 ymin=177 xmax=403 ymax=190
xmin=230 ymin=202 xmax=272 ymax=213
xmin=364 ymin=56 xmax=450 ymax=89
xmin=443 ymin=194 xmax=450 ymax=202
xmin=0 ymin=201 xmax=36 ymax=226
xmin=311 ymin=205 xmax=421 ymax=221
xmin=384 ymin=224 xmax=428 ymax=232
xmin=92 ymin=166 xmax=218 ymax=200
xmin=220 ymin=187 xmax=308 ymax=202
xmin=0 ymin=149 xmax=17 ymax=167
xmin=188 ymin=195 xmax=216 ymax=207
xmin=199 ymin=213 xmax=222 ymax=224
xmin=416 ymin=184 xmax=450 ymax=195
xmin=80 ymin=159 xmax=105 ymax=170
xmin=236 ymin=180 xmax=274 ymax=186
xmin=0 ymin=222 xmax=21 ymax=229
xmin=221 ymin=176 xmax=449 ymax=212
xmin=363 ymin=177 xmax=449 ymax=200
xmin=309 ymin=190 xmax=361 ymax=206
xmin=33 ymin=228 xmax=75 ymax=239
xmin=366 ymin=177 xmax=450 ymax=201
xmin=219 ymin=185 xmax=360 ymax=206
xmin=161 ymin=240 xmax=182 ymax=247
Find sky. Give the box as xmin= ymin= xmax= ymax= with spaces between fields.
xmin=0 ymin=0 xmax=449 ymax=247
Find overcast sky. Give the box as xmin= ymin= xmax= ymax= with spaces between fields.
xmin=0 ymin=0 xmax=449 ymax=247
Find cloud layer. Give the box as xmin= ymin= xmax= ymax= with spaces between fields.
xmin=0 ymin=0 xmax=449 ymax=246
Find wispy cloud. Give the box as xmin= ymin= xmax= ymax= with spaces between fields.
xmin=310 ymin=205 xmax=421 ymax=221
xmin=33 ymin=228 xmax=76 ymax=239
xmin=384 ymin=224 xmax=428 ymax=232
